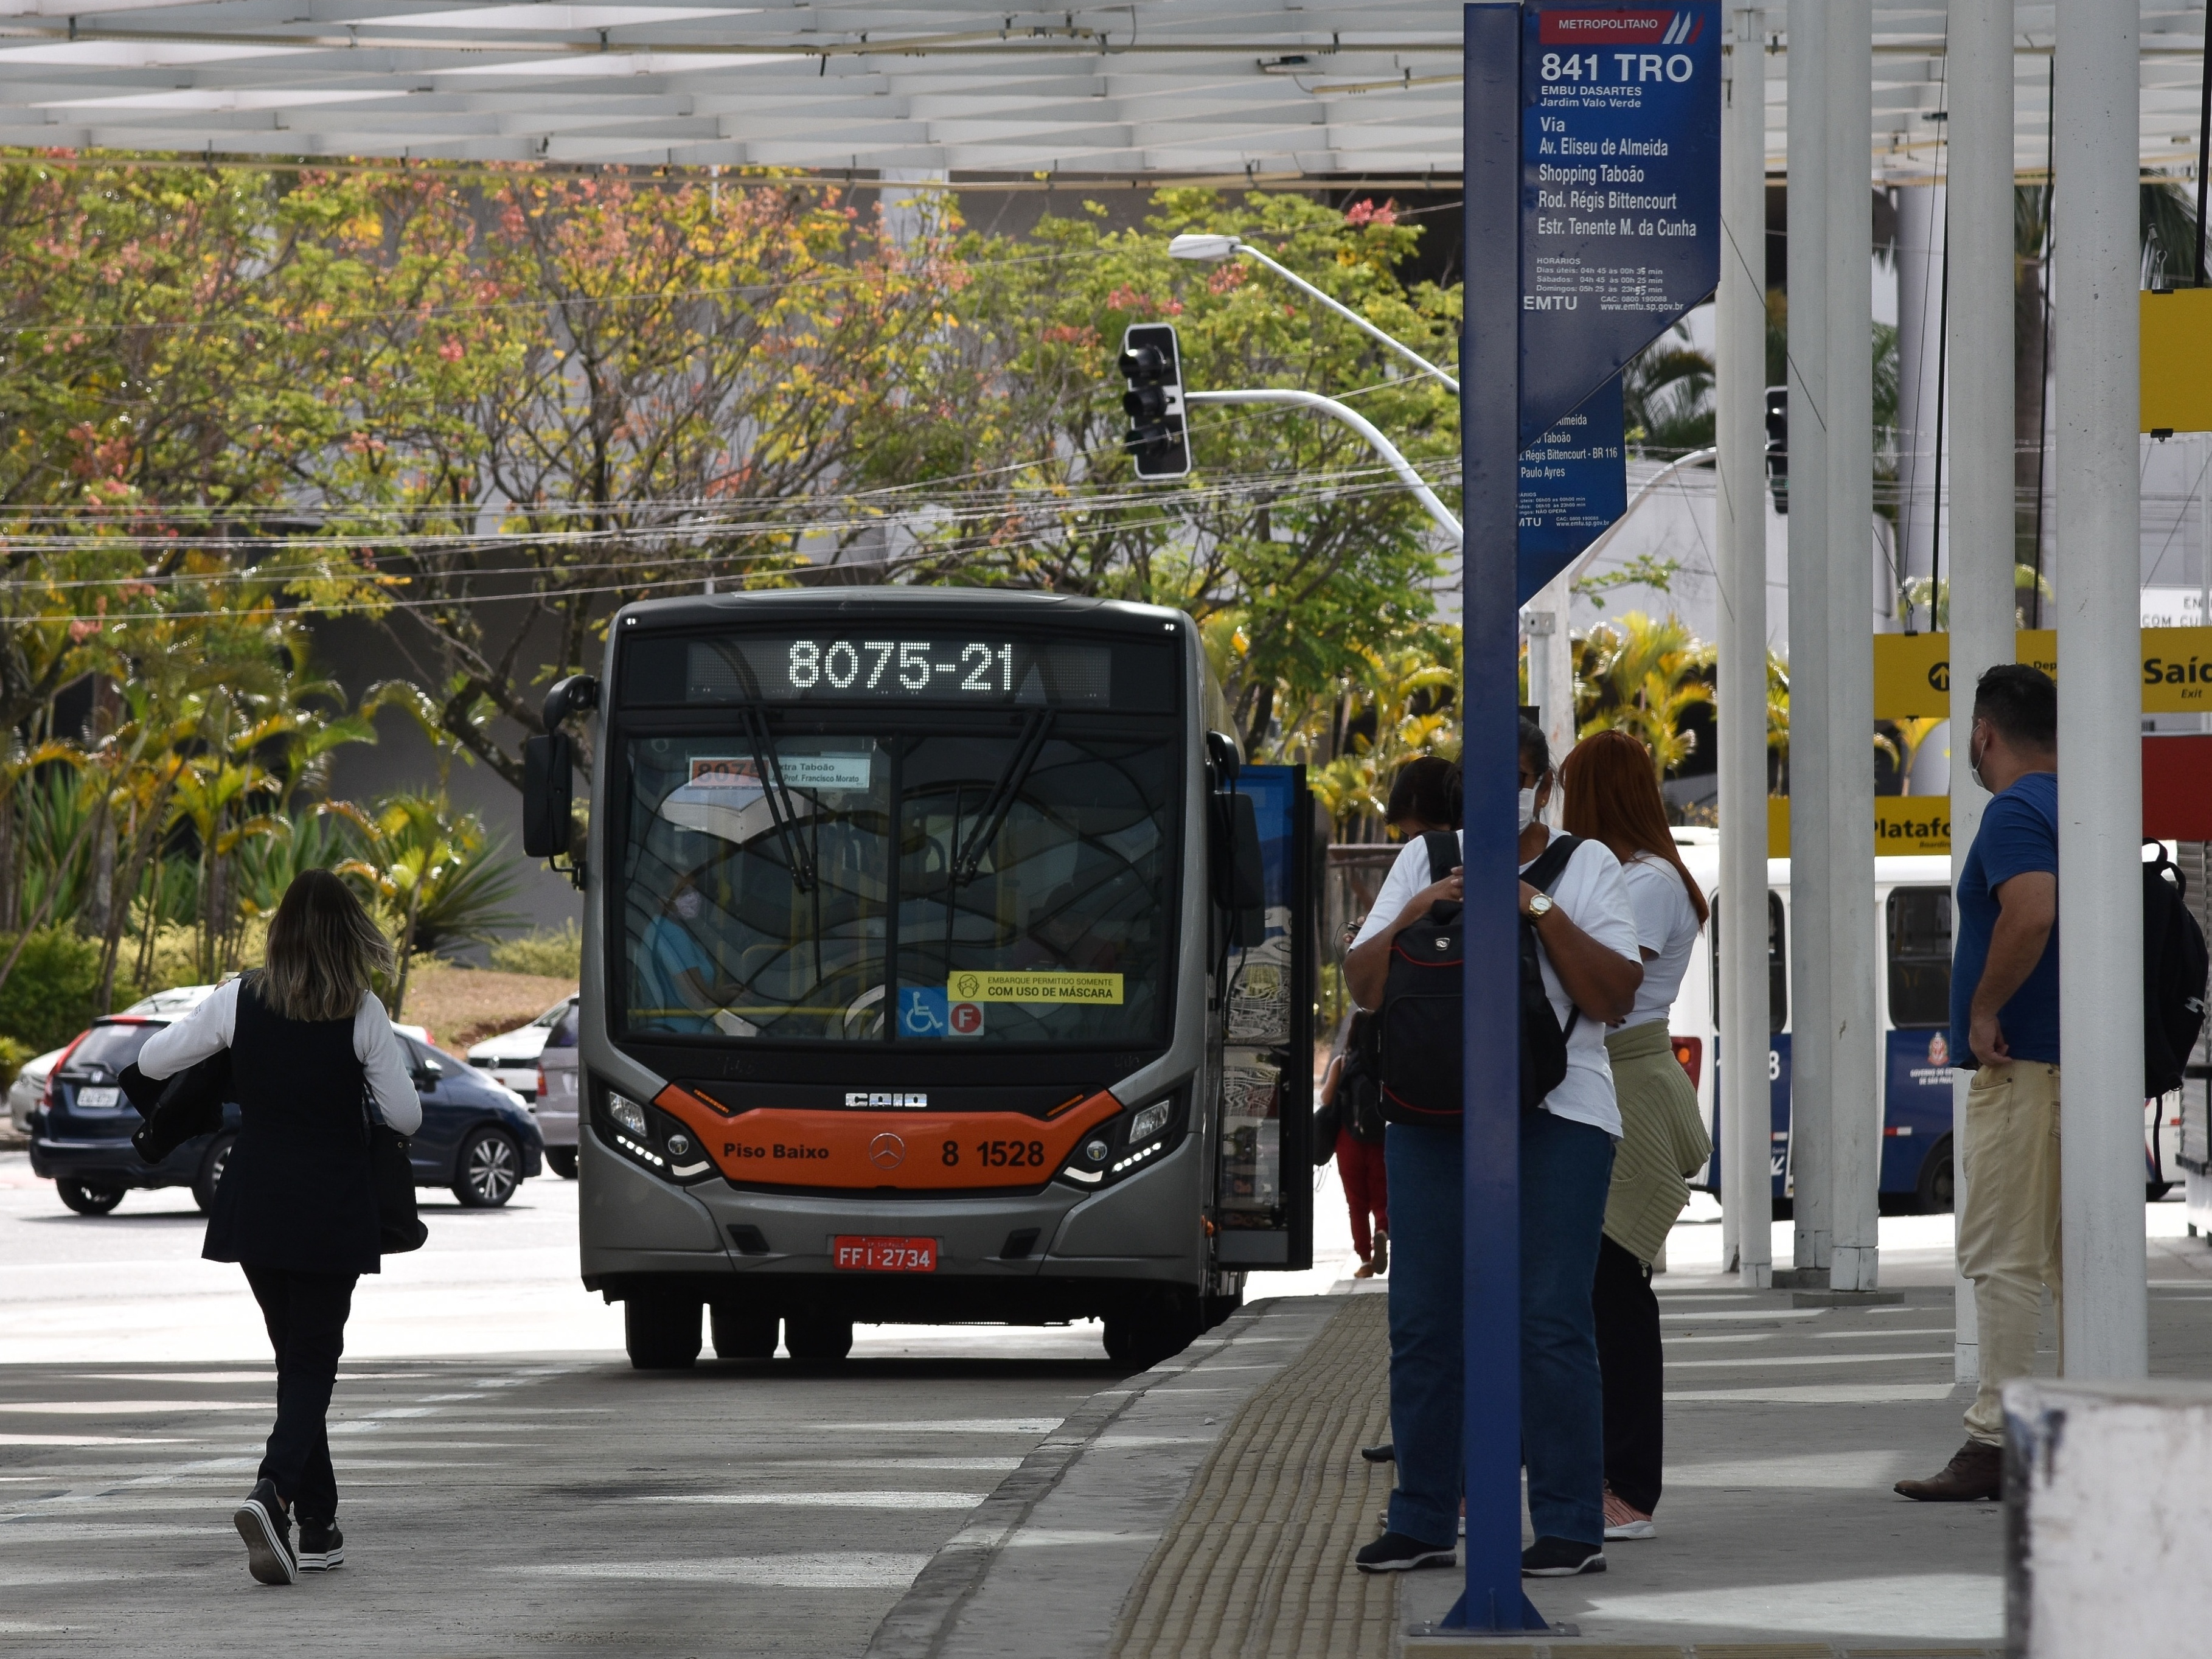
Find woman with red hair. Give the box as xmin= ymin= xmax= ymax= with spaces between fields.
xmin=1559 ymin=729 xmax=1714 ymax=1543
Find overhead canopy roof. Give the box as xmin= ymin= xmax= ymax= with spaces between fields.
xmin=0 ymin=2 xmax=2200 ymax=179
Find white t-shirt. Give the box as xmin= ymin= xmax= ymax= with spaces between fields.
xmin=1351 ymin=828 xmax=1639 ymax=1137
xmin=1618 ymin=852 xmax=1705 ymax=1030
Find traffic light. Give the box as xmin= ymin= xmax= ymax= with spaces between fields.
xmin=1764 ymin=384 xmax=1788 ymax=516
xmin=1119 ymin=323 xmax=1191 ymax=479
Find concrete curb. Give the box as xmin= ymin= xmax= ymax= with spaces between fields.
xmin=863 ymin=1295 xmax=1349 ymax=1659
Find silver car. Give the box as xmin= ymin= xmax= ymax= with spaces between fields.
xmin=467 ymin=997 xmax=576 ymax=1103
xmin=533 ymin=1000 xmax=581 ymax=1178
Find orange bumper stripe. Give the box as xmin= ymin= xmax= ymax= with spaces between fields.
xmin=652 ymin=1085 xmax=1126 ymax=1190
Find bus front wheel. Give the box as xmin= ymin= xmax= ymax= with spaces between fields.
xmin=1916 ymin=1137 xmax=1955 ymax=1214
xmin=1103 ymin=1290 xmax=1201 ymax=1371
xmin=711 ymin=1304 xmax=779 ymax=1360
xmin=625 ymin=1295 xmax=701 ymax=1370
xmin=785 ymin=1315 xmax=853 ymax=1362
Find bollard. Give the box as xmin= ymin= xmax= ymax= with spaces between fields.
xmin=2003 ymin=1378 xmax=2212 ymax=1656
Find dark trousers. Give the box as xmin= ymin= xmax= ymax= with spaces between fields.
xmin=242 ymin=1265 xmax=358 ymax=1523
xmin=1591 ymin=1233 xmax=1663 ymax=1515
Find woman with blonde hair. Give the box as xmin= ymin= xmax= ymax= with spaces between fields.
xmin=134 ymin=869 xmax=422 ymax=1587
xmin=1558 ymin=729 xmax=1714 ymax=1544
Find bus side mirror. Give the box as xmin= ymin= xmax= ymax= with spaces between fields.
xmin=523 ymin=732 xmax=574 ymax=861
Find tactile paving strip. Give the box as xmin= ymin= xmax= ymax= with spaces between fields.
xmin=1108 ymin=1293 xmax=1396 ymax=1659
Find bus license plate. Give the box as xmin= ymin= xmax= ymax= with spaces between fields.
xmin=832 ymin=1236 xmax=937 ymax=1273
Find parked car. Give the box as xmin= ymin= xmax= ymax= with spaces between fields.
xmin=532 ymin=1000 xmax=580 ymax=1179
xmin=467 ymin=996 xmax=576 ymax=1103
xmin=27 ymin=1015 xmax=544 ymax=1216
xmin=9 ymin=1045 xmax=66 ymax=1136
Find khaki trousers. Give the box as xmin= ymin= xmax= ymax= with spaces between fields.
xmin=1956 ymin=1062 xmax=2062 ymax=1445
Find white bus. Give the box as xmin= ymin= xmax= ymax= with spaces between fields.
xmin=1663 ymin=832 xmax=2173 ymax=1209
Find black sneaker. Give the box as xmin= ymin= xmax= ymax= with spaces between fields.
xmin=1521 ymin=1536 xmax=1605 ymax=1577
xmin=234 ymin=1479 xmax=296 ymax=1586
xmin=1355 ymin=1531 xmax=1458 ymax=1573
xmin=296 ymin=1520 xmax=344 ymax=1571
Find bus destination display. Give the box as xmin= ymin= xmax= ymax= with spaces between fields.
xmin=686 ymin=636 xmax=1112 ymax=706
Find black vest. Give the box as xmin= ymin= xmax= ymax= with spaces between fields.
xmin=203 ymin=976 xmax=381 ymax=1276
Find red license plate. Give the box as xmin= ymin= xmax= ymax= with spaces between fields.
xmin=832 ymin=1235 xmax=938 ymax=1272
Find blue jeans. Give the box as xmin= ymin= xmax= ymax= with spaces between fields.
xmin=1383 ymin=1112 xmax=1615 ymax=1548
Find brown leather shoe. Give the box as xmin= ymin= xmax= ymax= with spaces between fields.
xmin=1895 ymin=1438 xmax=2002 ymax=1502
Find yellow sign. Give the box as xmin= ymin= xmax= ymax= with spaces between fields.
xmin=1870 ymin=628 xmax=2212 ymax=718
xmin=2142 ymin=288 xmax=2212 ymax=433
xmin=1766 ymin=796 xmax=1951 ymax=858
xmin=947 ymin=971 xmax=1124 ymax=1005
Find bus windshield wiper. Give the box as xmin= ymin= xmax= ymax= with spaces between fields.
xmin=952 ymin=709 xmax=1053 ymax=886
xmin=742 ymin=703 xmax=818 ymax=893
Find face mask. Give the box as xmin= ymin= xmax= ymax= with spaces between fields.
xmin=673 ymin=889 xmax=703 ymax=920
xmin=1517 ymin=787 xmax=1538 ymax=831
xmin=1967 ymin=731 xmax=1988 ymax=793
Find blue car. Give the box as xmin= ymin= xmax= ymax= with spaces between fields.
xmin=29 ymin=1016 xmax=543 ymax=1215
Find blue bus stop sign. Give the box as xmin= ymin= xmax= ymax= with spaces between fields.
xmin=1519 ymin=4 xmax=1722 ymax=449
xmin=1517 ymin=372 xmax=1627 ymax=603
xmin=1456 ymin=2 xmax=1720 ymax=1633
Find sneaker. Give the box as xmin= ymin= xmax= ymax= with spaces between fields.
xmin=1355 ymin=1531 xmax=1458 ymax=1573
xmin=233 ymin=1479 xmax=296 ymax=1586
xmin=1521 ymin=1536 xmax=1605 ymax=1577
xmin=1372 ymin=1229 xmax=1389 ymax=1275
xmin=1602 ymin=1490 xmax=1655 ymax=1540
xmin=296 ymin=1520 xmax=345 ymax=1571
xmin=1894 ymin=1438 xmax=2003 ymax=1503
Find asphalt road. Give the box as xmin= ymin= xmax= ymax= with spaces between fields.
xmin=0 ymin=1150 xmax=1362 ymax=1656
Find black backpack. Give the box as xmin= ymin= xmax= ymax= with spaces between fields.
xmin=2144 ymin=843 xmax=2210 ymax=1098
xmin=1338 ymin=1015 xmax=1388 ymax=1143
xmin=1378 ymin=831 xmax=1580 ymax=1125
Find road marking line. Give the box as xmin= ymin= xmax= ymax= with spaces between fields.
xmin=514 ymin=1554 xmax=930 ymax=1588
xmin=645 ymin=1492 xmax=983 ymax=1509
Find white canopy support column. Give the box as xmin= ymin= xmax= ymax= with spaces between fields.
xmin=1945 ymin=0 xmax=2014 ymax=1386
xmin=1785 ymin=0 xmax=1834 ymax=1277
xmin=1824 ymin=0 xmax=1880 ymax=1295
xmin=1719 ymin=4 xmax=1773 ymax=1289
xmin=2053 ymin=0 xmax=2149 ymax=1380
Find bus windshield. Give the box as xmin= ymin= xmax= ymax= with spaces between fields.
xmin=617 ymin=722 xmax=1175 ymax=1047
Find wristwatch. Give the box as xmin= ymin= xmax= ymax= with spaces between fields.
xmin=1526 ymin=892 xmax=1555 ymax=919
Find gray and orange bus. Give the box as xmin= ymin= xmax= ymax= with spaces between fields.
xmin=524 ymin=588 xmax=1317 ymax=1369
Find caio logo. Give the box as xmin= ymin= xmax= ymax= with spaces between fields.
xmin=868 ymin=1132 xmax=906 ymax=1170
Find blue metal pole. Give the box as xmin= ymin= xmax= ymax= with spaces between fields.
xmin=1456 ymin=0 xmax=1546 ymax=1633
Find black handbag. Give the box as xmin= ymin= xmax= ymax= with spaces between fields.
xmin=122 ymin=1054 xmax=229 ymax=1163
xmin=364 ymin=1088 xmax=428 ymax=1254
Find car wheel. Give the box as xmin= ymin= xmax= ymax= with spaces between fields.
xmin=625 ymin=1295 xmax=701 ymax=1370
xmin=783 ymin=1314 xmax=853 ymax=1362
xmin=710 ymin=1304 xmax=779 ymax=1360
xmin=453 ymin=1129 xmax=521 ymax=1208
xmin=192 ymin=1133 xmax=236 ymax=1214
xmin=545 ymin=1147 xmax=578 ymax=1180
xmin=57 ymin=1180 xmax=125 ymax=1217
xmin=1916 ymin=1136 xmax=1955 ymax=1214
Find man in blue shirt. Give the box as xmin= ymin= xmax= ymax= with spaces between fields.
xmin=1897 ymin=666 xmax=2059 ymax=1503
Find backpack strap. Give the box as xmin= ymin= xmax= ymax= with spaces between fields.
xmin=1421 ymin=830 xmax=1461 ymax=883
xmin=1521 ymin=832 xmax=1580 ymax=894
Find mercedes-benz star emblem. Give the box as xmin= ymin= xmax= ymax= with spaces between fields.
xmin=868 ymin=1132 xmax=907 ymax=1170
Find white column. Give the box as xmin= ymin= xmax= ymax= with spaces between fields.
xmin=1719 ymin=5 xmax=1773 ymax=1287
xmin=1784 ymin=0 xmax=1833 ymax=1275
xmin=2053 ymin=0 xmax=2148 ymax=1379
xmin=1824 ymin=0 xmax=1880 ymax=1293
xmin=1945 ymin=0 xmax=2014 ymax=1385
xmin=1894 ymin=182 xmax=1949 ymax=618
xmin=1523 ymin=571 xmax=1575 ymax=786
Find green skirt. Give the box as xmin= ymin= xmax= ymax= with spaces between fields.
xmin=1602 ymin=1020 xmax=1714 ymax=1265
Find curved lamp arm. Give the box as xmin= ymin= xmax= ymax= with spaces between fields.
xmin=1186 ymin=387 xmax=1462 ymax=545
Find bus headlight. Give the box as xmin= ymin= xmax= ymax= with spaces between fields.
xmin=1056 ymin=1091 xmax=1187 ymax=1191
xmin=610 ymin=1096 xmax=649 ymax=1137
xmin=596 ymin=1088 xmax=714 ymax=1183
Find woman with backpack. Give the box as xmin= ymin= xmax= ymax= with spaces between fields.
xmin=1558 ymin=729 xmax=1714 ymax=1544
xmin=133 ymin=870 xmax=422 ymax=1588
xmin=1342 ymin=720 xmax=1641 ymax=1581
xmin=1320 ymin=760 xmax=1462 ymax=1278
